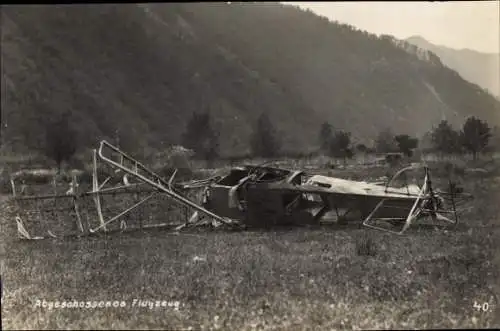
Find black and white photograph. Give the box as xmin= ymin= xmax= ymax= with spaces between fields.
xmin=1 ymin=1 xmax=499 ymax=329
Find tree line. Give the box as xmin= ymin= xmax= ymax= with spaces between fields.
xmin=37 ymin=110 xmax=495 ymax=172
xmin=181 ymin=112 xmax=281 ymax=162
xmin=319 ymin=116 xmax=493 ymax=161
xmin=179 ymin=112 xmax=494 ymax=163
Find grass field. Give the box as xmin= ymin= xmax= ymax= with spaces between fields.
xmin=1 ymin=159 xmax=499 ymax=330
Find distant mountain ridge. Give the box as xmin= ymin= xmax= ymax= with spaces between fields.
xmin=405 ymin=35 xmax=499 ymax=98
xmin=1 ymin=4 xmax=499 ymax=157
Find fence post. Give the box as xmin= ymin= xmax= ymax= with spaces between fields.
xmin=92 ymin=149 xmax=107 ymax=232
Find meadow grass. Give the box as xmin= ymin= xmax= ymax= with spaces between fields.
xmin=1 ymin=159 xmax=499 ymax=330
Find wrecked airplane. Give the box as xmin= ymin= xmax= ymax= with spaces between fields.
xmin=8 ymin=140 xmax=472 ymax=239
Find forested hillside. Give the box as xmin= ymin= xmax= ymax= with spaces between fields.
xmin=2 ymin=3 xmax=499 ymax=157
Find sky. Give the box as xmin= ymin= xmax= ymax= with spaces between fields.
xmin=283 ymin=1 xmax=500 ymax=54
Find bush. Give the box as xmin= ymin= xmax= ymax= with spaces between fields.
xmin=155 ymin=145 xmax=195 ymax=182
xmin=182 ymin=112 xmax=219 ymax=161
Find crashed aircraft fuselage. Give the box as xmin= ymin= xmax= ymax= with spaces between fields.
xmin=196 ymin=164 xmax=452 ymax=232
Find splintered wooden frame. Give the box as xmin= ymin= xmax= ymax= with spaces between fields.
xmin=10 ymin=141 xmax=470 ymax=240
xmin=10 ymin=143 xmax=230 ymax=240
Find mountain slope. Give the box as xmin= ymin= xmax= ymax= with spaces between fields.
xmin=406 ymin=35 xmax=500 ymax=98
xmin=2 ymin=4 xmax=499 ymax=157
xmin=1 ymin=4 xmax=319 ymax=155
xmin=178 ymin=3 xmax=499 ymax=135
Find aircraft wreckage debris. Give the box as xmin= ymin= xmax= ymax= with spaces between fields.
xmin=8 ymin=140 xmax=473 ymax=240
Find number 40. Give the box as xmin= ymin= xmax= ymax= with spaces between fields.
xmin=473 ymin=301 xmax=490 ymax=312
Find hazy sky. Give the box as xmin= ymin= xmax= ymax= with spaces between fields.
xmin=284 ymin=1 xmax=500 ymax=54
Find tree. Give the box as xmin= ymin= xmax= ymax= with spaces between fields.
xmin=430 ymin=120 xmax=461 ymax=155
xmin=375 ymin=128 xmax=398 ymax=153
xmin=113 ymin=127 xmax=145 ymax=156
xmin=318 ymin=121 xmax=333 ymax=153
xmin=394 ymin=134 xmax=419 ymax=157
xmin=329 ymin=130 xmax=354 ymax=164
xmin=250 ymin=113 xmax=281 ymax=157
xmin=44 ymin=112 xmax=78 ymax=173
xmin=182 ymin=112 xmax=219 ymax=161
xmin=460 ymin=116 xmax=491 ymax=160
